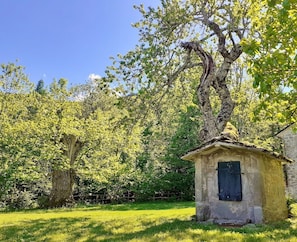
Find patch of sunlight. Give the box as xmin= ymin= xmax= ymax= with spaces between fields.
xmin=50 ymin=234 xmax=69 ymax=241
xmin=187 ymin=228 xmax=205 ymax=235
xmin=252 ymin=232 xmax=270 ymax=240
xmin=104 ymin=217 xmax=145 ymax=234
xmin=264 ymin=229 xmax=294 ymax=241
xmin=1 ymin=205 xmax=186 ymax=241
xmin=187 ymin=228 xmax=244 ymax=242
xmin=290 ymin=221 xmax=297 ymax=230
xmin=291 ymin=203 xmax=297 ymax=215
xmin=153 ymin=231 xmax=171 ymax=240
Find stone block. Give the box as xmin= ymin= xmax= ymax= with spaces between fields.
xmin=253 ymin=206 xmax=263 ymax=224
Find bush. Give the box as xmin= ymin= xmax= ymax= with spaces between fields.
xmin=37 ymin=195 xmax=50 ymax=208
xmin=287 ymin=196 xmax=297 ymax=218
xmin=4 ymin=190 xmax=37 ymax=210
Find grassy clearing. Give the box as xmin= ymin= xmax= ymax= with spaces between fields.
xmin=1 ymin=202 xmax=297 ymax=241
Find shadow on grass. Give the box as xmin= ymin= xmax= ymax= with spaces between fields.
xmin=74 ymin=201 xmax=195 ymax=212
xmin=1 ymin=216 xmax=297 ymax=242
xmin=97 ymin=219 xmax=297 ymax=242
xmin=1 ymin=217 xmax=107 ymax=241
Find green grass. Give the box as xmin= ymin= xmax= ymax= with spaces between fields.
xmin=1 ymin=201 xmax=297 ymax=241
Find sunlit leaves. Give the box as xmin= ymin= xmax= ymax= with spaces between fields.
xmin=0 ymin=63 xmax=40 ymax=198
xmin=246 ymin=0 xmax=297 ymax=122
xmin=0 ymin=62 xmax=33 ymax=94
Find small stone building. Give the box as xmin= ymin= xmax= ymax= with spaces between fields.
xmin=182 ymin=136 xmax=291 ymax=224
xmin=277 ymin=124 xmax=297 ymax=199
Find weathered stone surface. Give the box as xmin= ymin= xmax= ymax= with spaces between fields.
xmin=214 ymin=219 xmax=247 ymax=226
xmin=196 ymin=203 xmax=210 ymax=221
xmin=183 ymin=138 xmax=289 ymax=224
xmin=277 ymin=126 xmax=297 ymax=199
xmin=253 ymin=206 xmax=263 ymax=224
xmin=259 ymin=155 xmax=288 ymax=223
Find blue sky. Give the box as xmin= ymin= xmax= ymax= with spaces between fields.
xmin=1 ymin=0 xmax=160 ymax=86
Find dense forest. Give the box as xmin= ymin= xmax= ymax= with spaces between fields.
xmin=1 ymin=0 xmax=297 ymax=209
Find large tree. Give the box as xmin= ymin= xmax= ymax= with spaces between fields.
xmin=0 ymin=66 xmax=143 ymax=208
xmin=106 ymin=0 xmax=260 ymax=141
xmin=37 ymin=79 xmax=143 ymax=207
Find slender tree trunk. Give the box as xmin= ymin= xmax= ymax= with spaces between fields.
xmin=49 ymin=134 xmax=83 ymax=208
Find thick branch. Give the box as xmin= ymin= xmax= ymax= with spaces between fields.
xmin=181 ymin=39 xmax=239 ymax=141
xmin=61 ymin=134 xmax=84 ymax=166
xmin=182 ymin=41 xmax=218 ymax=140
xmin=201 ymin=8 xmax=243 ymax=60
xmin=201 ymin=11 xmax=229 ymax=58
xmin=214 ymin=59 xmax=235 ymax=131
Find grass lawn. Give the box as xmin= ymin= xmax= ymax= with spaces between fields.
xmin=1 ymin=201 xmax=297 ymax=241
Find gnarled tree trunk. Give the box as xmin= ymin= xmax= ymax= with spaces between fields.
xmin=49 ymin=134 xmax=83 ymax=207
xmin=49 ymin=169 xmax=76 ymax=207
xmin=181 ymin=16 xmax=242 ymax=141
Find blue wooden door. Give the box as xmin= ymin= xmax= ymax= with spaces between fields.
xmin=218 ymin=161 xmax=242 ymax=201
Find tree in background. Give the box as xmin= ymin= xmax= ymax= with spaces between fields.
xmin=38 ymin=79 xmax=143 ymax=207
xmin=0 ymin=63 xmax=41 ymax=209
xmin=0 ymin=66 xmax=144 ymax=208
xmin=161 ymin=103 xmax=201 ymax=200
xmin=129 ymin=67 xmax=200 ymax=200
xmin=230 ymin=73 xmax=283 ymax=151
xmin=35 ymin=80 xmax=46 ymax=95
xmin=75 ymin=80 xmax=143 ymax=203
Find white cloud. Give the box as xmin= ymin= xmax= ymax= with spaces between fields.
xmin=88 ymin=73 xmax=101 ymax=81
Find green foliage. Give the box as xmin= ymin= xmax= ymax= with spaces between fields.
xmin=41 ymin=79 xmax=144 ymax=206
xmin=0 ymin=63 xmax=42 ymax=206
xmin=245 ymin=0 xmax=297 ymax=123
xmin=160 ymin=104 xmax=201 ymax=200
xmin=230 ymin=78 xmax=283 ymax=150
xmin=0 ymin=62 xmax=33 ymax=93
xmin=0 ymin=63 xmax=145 ymax=208
xmin=106 ymin=0 xmax=266 ymax=141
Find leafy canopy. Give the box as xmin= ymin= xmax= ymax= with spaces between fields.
xmin=244 ymin=0 xmax=297 ymax=122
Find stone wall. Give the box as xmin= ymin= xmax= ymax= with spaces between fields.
xmin=277 ymin=127 xmax=297 ymax=199
xmin=193 ymin=148 xmax=288 ymax=224
xmin=195 ymin=149 xmax=261 ymax=223
xmin=259 ymin=155 xmax=288 ymax=223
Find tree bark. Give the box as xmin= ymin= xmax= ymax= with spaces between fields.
xmin=49 ymin=169 xmax=76 ymax=207
xmin=181 ymin=41 xmax=240 ymax=141
xmin=179 ymin=8 xmax=244 ymax=141
xmin=178 ymin=5 xmax=244 ymax=142
xmin=49 ymin=134 xmax=83 ymax=208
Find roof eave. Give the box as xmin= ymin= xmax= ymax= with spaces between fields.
xmin=181 ymin=141 xmax=293 ymax=164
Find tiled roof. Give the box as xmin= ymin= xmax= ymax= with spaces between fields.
xmin=181 ymin=135 xmax=293 ymax=163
